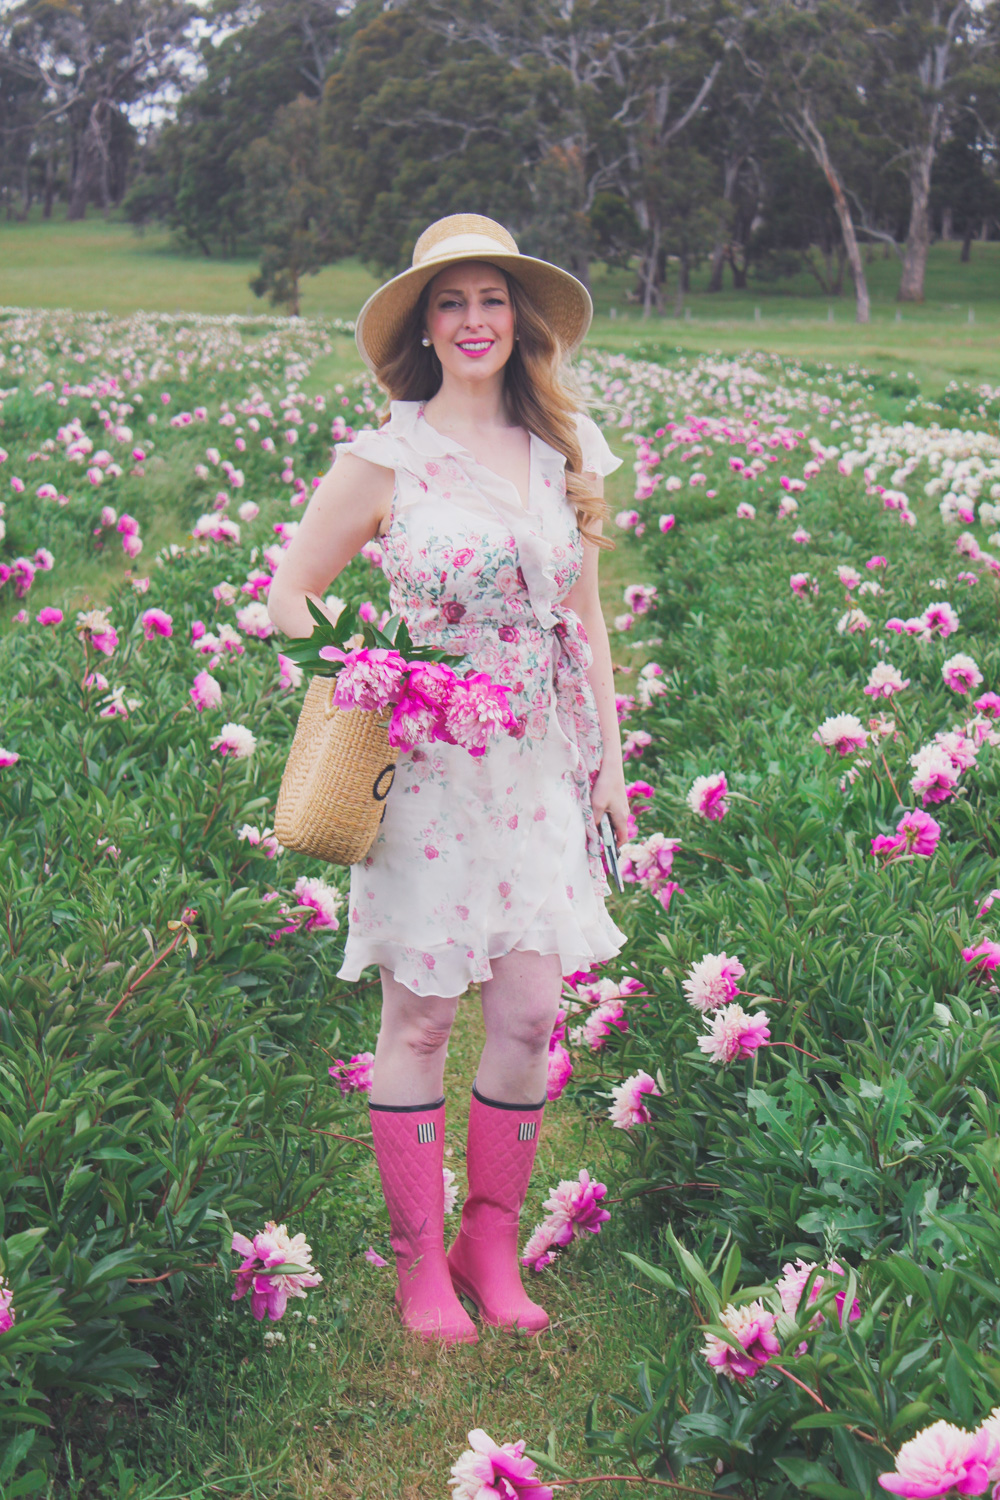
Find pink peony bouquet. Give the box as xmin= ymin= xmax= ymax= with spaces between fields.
xmin=280 ymin=601 xmax=519 ymax=758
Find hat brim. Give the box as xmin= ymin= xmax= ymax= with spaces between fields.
xmin=354 ymin=251 xmax=593 ymax=377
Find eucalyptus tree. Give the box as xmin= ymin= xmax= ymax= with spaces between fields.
xmin=866 ymin=0 xmax=998 ymax=300
xmin=743 ymin=0 xmax=876 ymax=322
xmin=0 ymin=0 xmax=195 ymax=219
xmin=243 ymin=93 xmax=352 ymax=314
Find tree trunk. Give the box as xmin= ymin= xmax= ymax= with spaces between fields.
xmin=68 ymin=100 xmax=110 ymax=221
xmin=941 ymin=205 xmax=953 ymax=240
xmin=640 ymin=218 xmax=663 ymax=319
xmin=674 ymin=251 xmax=689 ymax=316
xmin=43 ymin=150 xmax=55 ymax=219
xmin=707 ymin=239 xmax=726 ymax=293
xmin=898 ymin=143 xmax=934 ymax=302
xmin=796 ymin=108 xmax=869 ymax=323
xmin=960 ymin=228 xmax=973 ymax=262
xmin=729 ymin=250 xmax=748 ymax=290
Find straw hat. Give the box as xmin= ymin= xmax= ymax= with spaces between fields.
xmin=354 ymin=213 xmax=593 ymax=376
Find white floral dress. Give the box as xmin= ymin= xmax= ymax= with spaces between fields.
xmin=335 ymin=399 xmax=627 ymax=998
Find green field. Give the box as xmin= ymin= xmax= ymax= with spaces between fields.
xmin=1 ymin=210 xmax=998 ymax=396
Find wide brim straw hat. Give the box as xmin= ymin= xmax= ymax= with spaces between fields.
xmin=354 ymin=213 xmax=593 ymax=377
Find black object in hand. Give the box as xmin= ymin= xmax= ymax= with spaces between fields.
xmin=600 ymin=812 xmax=624 ymax=893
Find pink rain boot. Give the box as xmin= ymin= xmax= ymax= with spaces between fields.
xmin=447 ymin=1084 xmax=550 ymax=1333
xmin=369 ymin=1098 xmax=478 ymax=1345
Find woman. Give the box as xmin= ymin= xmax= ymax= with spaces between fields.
xmin=268 ymin=213 xmax=628 ymax=1346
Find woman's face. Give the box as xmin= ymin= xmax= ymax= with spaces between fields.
xmin=424 ymin=261 xmax=515 ymax=385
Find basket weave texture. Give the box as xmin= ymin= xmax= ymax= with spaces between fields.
xmin=275 ymin=676 xmax=399 ymax=866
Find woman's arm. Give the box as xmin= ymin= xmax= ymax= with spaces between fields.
xmin=266 ymin=452 xmax=395 ymax=638
xmin=562 ymin=476 xmax=630 ymax=846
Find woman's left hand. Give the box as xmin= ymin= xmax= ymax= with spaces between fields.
xmin=591 ymin=762 xmax=630 ymax=848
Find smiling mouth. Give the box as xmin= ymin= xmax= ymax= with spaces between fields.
xmin=456 ymin=340 xmax=494 ymax=355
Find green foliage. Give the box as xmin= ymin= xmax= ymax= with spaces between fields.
xmin=581 ymin=361 xmax=1000 ymax=1493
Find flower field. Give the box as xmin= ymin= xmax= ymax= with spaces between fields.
xmin=2 ymin=303 xmax=1000 ymax=1498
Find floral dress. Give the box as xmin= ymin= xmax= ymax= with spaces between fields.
xmin=335 ymin=399 xmax=626 ymax=998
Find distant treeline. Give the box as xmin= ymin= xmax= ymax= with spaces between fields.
xmin=1 ymin=0 xmax=998 ymax=320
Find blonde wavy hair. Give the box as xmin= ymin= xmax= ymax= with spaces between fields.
xmin=374 ymin=267 xmax=612 ymax=549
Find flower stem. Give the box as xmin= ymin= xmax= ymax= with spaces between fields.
xmin=768 ymin=1041 xmax=820 ymax=1061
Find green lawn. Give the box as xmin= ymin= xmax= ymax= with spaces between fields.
xmin=1 ymin=207 xmax=998 ymax=395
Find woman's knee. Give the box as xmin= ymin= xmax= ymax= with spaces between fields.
xmin=379 ymin=990 xmax=457 ymax=1060
xmin=492 ymin=1003 xmax=560 ymax=1058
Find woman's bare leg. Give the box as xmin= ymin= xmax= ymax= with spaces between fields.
xmin=475 ymin=949 xmax=563 ymax=1102
xmin=369 ymin=967 xmax=460 ymax=1105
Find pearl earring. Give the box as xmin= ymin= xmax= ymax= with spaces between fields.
xmin=421 ymin=336 xmax=431 ymax=347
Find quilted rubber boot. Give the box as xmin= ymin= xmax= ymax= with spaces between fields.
xmin=447 ymin=1084 xmax=550 ymax=1333
xmin=368 ymin=1098 xmax=478 ymax=1345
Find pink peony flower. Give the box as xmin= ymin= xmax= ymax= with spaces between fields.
xmin=736 ymin=502 xmax=756 ymax=519
xmin=867 ymin=555 xmax=888 ymax=570
xmin=790 ymin=572 xmax=818 ymax=598
xmin=703 ymin=1300 xmax=780 ymax=1382
xmin=546 ymin=1039 xmax=573 ymax=1101
xmin=76 ymin=608 xmax=119 ymax=657
xmin=35 ymin=606 xmax=63 ymax=626
xmin=624 ymin=583 xmax=658 ymax=615
xmin=190 ymin=670 xmax=222 ymax=712
xmin=864 ymin=663 xmax=910 ymax=699
xmin=942 ymin=653 xmax=983 ymax=694
xmin=877 ymin=1420 xmax=999 ymax=1497
xmin=140 ymin=607 xmax=173 ymax=640
xmin=322 ymin=646 xmax=408 ymax=712
xmin=838 ymin=565 xmax=861 ymax=591
xmin=328 ymin=1051 xmax=374 ymax=1094
xmin=814 ymin=714 xmax=868 ymax=757
xmin=683 ymin=951 xmax=745 ymax=1012
xmin=776 ymin=1257 xmax=861 ymax=1331
xmin=231 ymin=1221 xmax=323 ymax=1321
xmin=961 ymin=940 xmax=1000 ymax=973
xmin=236 ymin=824 xmax=282 ymax=857
xmin=687 ymin=771 xmax=728 ymax=821
xmin=921 ymin=601 xmax=960 ymax=638
xmin=33 ymin=547 xmax=54 ymax=570
xmin=278 ymin=653 xmax=303 ymax=692
xmin=0 ymin=1277 xmax=13 ymax=1332
xmin=293 ymin=875 xmax=342 ymax=931
xmin=448 ymin=1429 xmax=554 ymax=1500
xmin=0 ymin=748 xmax=20 ymax=768
xmin=697 ymin=1003 xmax=770 ymax=1063
xmin=211 ymin=722 xmax=257 ymax=759
xmin=871 ymin=809 xmax=942 ymax=861
xmin=909 ymin=744 xmax=960 ymax=805
xmin=973 ymin=692 xmax=1000 ymax=719
xmin=659 ymin=513 xmax=676 ymax=532
xmin=442 ymin=673 xmax=517 ymax=757
xmin=364 ymin=1247 xmax=388 ymax=1267
xmin=976 ymin=889 xmax=1000 ymax=918
xmin=571 ymin=998 xmax=629 ymax=1051
xmin=608 ymin=1069 xmax=660 ymax=1129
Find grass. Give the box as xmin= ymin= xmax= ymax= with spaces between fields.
xmin=1 ymin=207 xmax=999 ymax=395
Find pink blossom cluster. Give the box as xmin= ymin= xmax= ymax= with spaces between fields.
xmin=962 ymin=940 xmax=1000 ymax=974
xmin=546 ymin=1009 xmax=573 ymax=1100
xmin=886 ymin=600 xmax=960 ymax=641
xmin=776 ymin=1257 xmax=861 ymax=1339
xmin=608 ymin=1069 xmax=660 ymax=1129
xmin=687 ymin=770 xmax=728 ymax=821
xmin=90 ymin=505 xmax=145 ymax=561
xmin=703 ymin=1300 xmax=781 ymax=1382
xmin=231 ymin=1221 xmax=323 ymax=1321
xmin=0 ymin=1277 xmax=13 ymax=1333
xmin=448 ymin=1428 xmax=554 ymax=1500
xmin=878 ymin=1417 xmax=1000 ymax=1498
xmin=236 ymin=823 xmax=282 ymax=858
xmin=683 ymin=951 xmax=745 ymax=1012
xmin=328 ymin=1051 xmax=375 ymax=1094
xmin=520 ymin=1168 xmax=611 ymax=1273
xmin=319 ymin=646 xmax=519 ymax=758
xmin=697 ymin=1003 xmax=770 ymax=1064
xmin=871 ymin=809 xmax=941 ymax=861
xmin=619 ymin=831 xmax=682 ymax=911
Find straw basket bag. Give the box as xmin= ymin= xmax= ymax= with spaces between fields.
xmin=274 ymin=675 xmax=399 ymax=866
